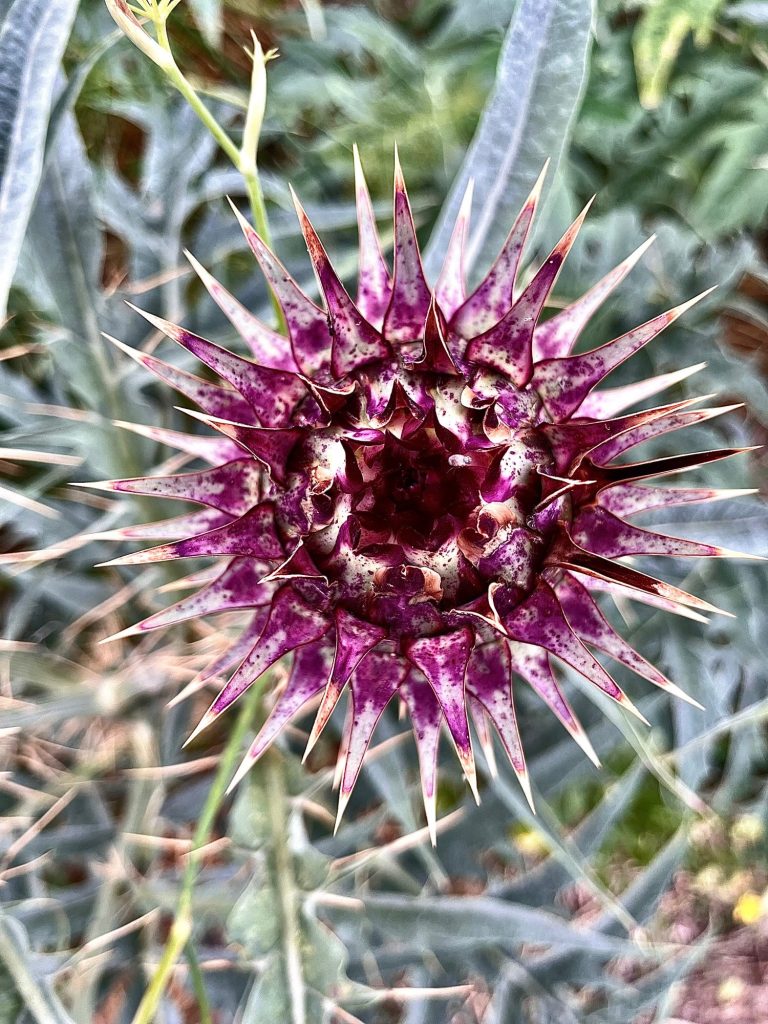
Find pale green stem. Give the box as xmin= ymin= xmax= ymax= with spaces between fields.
xmin=130 ymin=680 xmax=264 ymax=1024
xmin=123 ymin=16 xmax=292 ymax=1024
xmin=153 ymin=19 xmax=286 ymax=332
xmin=263 ymin=751 xmax=307 ymax=1024
xmin=184 ymin=942 xmax=213 ymax=1024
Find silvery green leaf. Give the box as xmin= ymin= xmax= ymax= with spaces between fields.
xmin=228 ymin=875 xmax=280 ymax=956
xmin=189 ymin=0 xmax=222 ymax=47
xmin=0 ymin=0 xmax=79 ymax=319
xmin=327 ymin=892 xmax=637 ymax=956
xmin=423 ymin=0 xmax=594 ymax=280
xmin=0 ymin=914 xmax=75 ymax=1024
xmin=725 ymin=1 xmax=768 ymax=22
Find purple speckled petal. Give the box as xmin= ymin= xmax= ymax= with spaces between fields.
xmin=549 ymin=539 xmax=728 ymax=617
xmin=186 ymin=249 xmax=298 ymax=371
xmin=262 ymin=541 xmax=327 ymax=584
xmin=599 ymin=483 xmax=756 ymax=518
xmin=533 ymin=290 xmax=714 ymax=422
xmin=532 ymin=236 xmax=656 ymax=361
xmin=382 ymin=150 xmax=432 ymax=345
xmin=94 ymin=507 xmax=232 ymax=545
xmin=451 ymin=163 xmax=546 ymax=338
xmin=108 ymin=557 xmax=272 ymax=640
xmin=573 ymin=504 xmax=742 ymax=559
xmin=353 ymin=145 xmax=392 ymax=328
xmin=555 ymin=574 xmax=701 ymax=707
xmin=188 ymin=414 xmax=302 ymax=484
xmin=589 ymin=403 xmax=739 ymax=466
xmin=469 ymin=695 xmax=497 ymax=777
xmin=100 ymin=503 xmax=282 ymax=566
xmin=358 ymin=360 xmax=398 ymax=422
xmin=576 ymin=363 xmax=706 ymax=420
xmin=336 ymin=650 xmax=410 ymax=821
xmin=434 ymin=179 xmax=474 ymax=320
xmin=410 ymin=297 xmax=458 ymax=375
xmin=229 ymin=200 xmax=331 ymax=376
xmin=188 ymin=586 xmax=329 ymax=741
xmin=433 ymin=376 xmax=477 ymax=445
xmin=400 ymin=672 xmax=443 ymax=843
xmin=507 ymin=640 xmax=599 ymax=766
xmin=128 ymin=306 xmax=311 ymax=427
xmin=331 ymin=607 xmax=387 ymax=687
xmin=304 ymin=607 xmax=387 ymax=757
xmin=405 ymin=628 xmax=478 ymax=799
xmin=113 ymin=420 xmax=241 ymax=465
xmin=229 ymin=642 xmax=332 ymax=791
xmin=466 ymin=641 xmax=532 ymax=807
xmin=542 ymin=397 xmax=704 ymax=474
xmin=594 ymin=446 xmax=759 ymax=487
xmin=107 ymin=333 xmax=256 ymax=424
xmin=96 ymin=459 xmax=262 ymax=517
xmin=168 ymin=611 xmax=269 ymax=709
xmin=292 ymin=189 xmax=392 ymax=378
xmin=569 ymin=570 xmax=709 ymax=624
xmin=498 ymin=580 xmax=645 ymax=721
xmin=466 ymin=202 xmax=592 ymax=385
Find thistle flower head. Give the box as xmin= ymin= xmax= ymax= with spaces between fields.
xmin=99 ymin=152 xmax=753 ymax=839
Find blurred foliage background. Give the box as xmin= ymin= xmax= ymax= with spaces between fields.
xmin=1 ymin=0 xmax=767 ymax=1021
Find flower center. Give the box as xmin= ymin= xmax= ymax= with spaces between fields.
xmin=278 ymin=382 xmax=559 ymax=634
xmin=362 ymin=429 xmax=481 ymax=549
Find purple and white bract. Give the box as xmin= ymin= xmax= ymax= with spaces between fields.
xmin=97 ymin=151 xmax=754 ymax=841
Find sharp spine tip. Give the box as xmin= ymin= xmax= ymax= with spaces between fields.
xmin=517 ymin=769 xmax=536 ymax=814
xmin=226 ymin=756 xmax=252 ymax=795
xmin=620 ymin=693 xmax=651 ymax=727
xmin=183 ymin=708 xmax=215 ymax=748
xmin=334 ymin=789 xmax=351 ymax=834
xmin=99 ymin=624 xmax=143 ymax=644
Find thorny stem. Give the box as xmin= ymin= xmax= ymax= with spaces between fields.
xmin=130 ymin=680 xmax=264 ymax=1024
xmin=263 ymin=751 xmax=307 ymax=1024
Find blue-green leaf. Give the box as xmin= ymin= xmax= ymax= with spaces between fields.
xmin=0 ymin=0 xmax=80 ymax=319
xmin=423 ymin=0 xmax=594 ymax=280
xmin=188 ymin=0 xmax=222 ymax=47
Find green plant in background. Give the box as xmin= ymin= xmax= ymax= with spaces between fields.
xmin=633 ymin=0 xmax=726 ymax=108
xmin=0 ymin=1 xmax=766 ymax=1023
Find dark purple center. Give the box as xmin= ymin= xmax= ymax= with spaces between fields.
xmin=274 ymin=378 xmax=560 ymax=635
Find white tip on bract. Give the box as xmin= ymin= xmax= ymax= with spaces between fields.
xmin=568 ymin=720 xmax=602 ymax=768
xmin=424 ymin=791 xmax=438 ymax=847
xmin=183 ymin=705 xmax=217 ymax=748
xmin=618 ymin=692 xmax=651 ymax=728
xmin=226 ymin=751 xmax=256 ymax=795
xmin=98 ymin=623 xmax=145 ymax=644
xmin=516 ymin=766 xmax=536 ymax=815
xmin=661 ymin=679 xmax=705 ymax=711
xmin=334 ymin=788 xmax=352 ymax=834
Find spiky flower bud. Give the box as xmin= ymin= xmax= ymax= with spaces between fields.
xmin=97 ymin=154 xmax=753 ymax=839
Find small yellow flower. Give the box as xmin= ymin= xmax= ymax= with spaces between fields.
xmin=733 ymin=890 xmax=764 ymax=926
xmin=514 ymin=828 xmax=550 ymax=857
